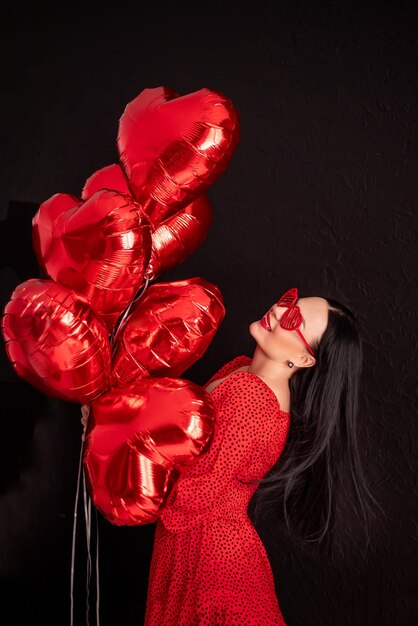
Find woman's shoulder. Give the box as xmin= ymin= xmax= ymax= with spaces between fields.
xmin=204 ymin=354 xmax=251 ymax=388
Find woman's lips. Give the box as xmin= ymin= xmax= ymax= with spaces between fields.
xmin=260 ymin=312 xmax=272 ymax=331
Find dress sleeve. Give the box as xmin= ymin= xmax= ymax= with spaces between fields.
xmin=161 ymin=372 xmax=279 ymax=519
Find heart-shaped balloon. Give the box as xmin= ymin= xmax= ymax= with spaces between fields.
xmin=149 ymin=193 xmax=212 ymax=281
xmin=83 ymin=377 xmax=217 ymax=525
xmin=32 ymin=188 xmax=153 ymax=331
xmin=80 ymin=163 xmax=213 ymax=282
xmin=110 ymin=277 xmax=225 ymax=389
xmin=82 ymin=163 xmax=131 ymax=199
xmin=1 ymin=279 xmax=111 ymax=402
xmin=117 ymin=86 xmax=240 ymax=228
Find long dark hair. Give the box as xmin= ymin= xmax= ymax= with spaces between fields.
xmin=243 ymin=297 xmax=385 ymax=564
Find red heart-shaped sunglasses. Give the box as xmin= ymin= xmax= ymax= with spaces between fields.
xmin=275 ymin=287 xmax=316 ymax=357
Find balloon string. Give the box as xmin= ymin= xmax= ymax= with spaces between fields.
xmin=71 ymin=408 xmax=101 ymax=626
xmin=83 ymin=466 xmax=92 ymax=625
xmin=95 ymin=506 xmax=100 ymax=626
xmin=70 ymin=432 xmax=83 ymax=626
xmin=109 ymin=275 xmax=150 ymax=354
xmin=82 ymin=461 xmax=101 ymax=625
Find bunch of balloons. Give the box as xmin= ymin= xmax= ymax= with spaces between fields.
xmin=1 ymin=86 xmax=240 ymax=525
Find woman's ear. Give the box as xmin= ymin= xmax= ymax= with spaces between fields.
xmin=295 ymin=353 xmax=316 ymax=369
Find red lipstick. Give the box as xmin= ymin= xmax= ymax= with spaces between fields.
xmin=260 ymin=312 xmax=271 ymax=332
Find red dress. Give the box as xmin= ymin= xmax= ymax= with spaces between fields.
xmin=144 ymin=355 xmax=290 ymax=625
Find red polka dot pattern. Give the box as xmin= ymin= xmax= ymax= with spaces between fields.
xmin=144 ymin=355 xmax=290 ymax=625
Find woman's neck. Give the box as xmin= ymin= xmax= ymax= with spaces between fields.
xmin=246 ymin=346 xmax=293 ymax=386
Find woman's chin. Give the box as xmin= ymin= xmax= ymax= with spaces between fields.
xmin=248 ymin=320 xmax=263 ymax=340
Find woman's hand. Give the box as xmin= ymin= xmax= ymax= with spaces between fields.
xmin=81 ymin=403 xmax=91 ymax=442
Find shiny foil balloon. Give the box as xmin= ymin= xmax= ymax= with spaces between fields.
xmin=80 ymin=163 xmax=213 ymax=282
xmin=83 ymin=377 xmax=217 ymax=525
xmin=1 ymin=279 xmax=111 ymax=402
xmin=117 ymin=86 xmax=240 ymax=228
xmin=32 ymin=188 xmax=153 ymax=331
xmin=81 ymin=163 xmax=131 ymax=199
xmin=148 ymin=193 xmax=212 ymax=281
xmin=110 ymin=277 xmax=225 ymax=389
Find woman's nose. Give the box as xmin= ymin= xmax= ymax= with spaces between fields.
xmin=272 ymin=305 xmax=286 ymax=319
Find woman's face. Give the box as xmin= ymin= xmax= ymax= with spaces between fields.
xmin=249 ymin=296 xmax=329 ymax=365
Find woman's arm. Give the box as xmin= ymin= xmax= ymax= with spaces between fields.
xmin=161 ymin=375 xmax=280 ymax=516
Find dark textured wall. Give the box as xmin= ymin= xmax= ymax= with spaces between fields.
xmin=1 ymin=2 xmax=417 ymax=625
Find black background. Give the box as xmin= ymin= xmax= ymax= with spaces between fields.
xmin=1 ymin=2 xmax=417 ymax=625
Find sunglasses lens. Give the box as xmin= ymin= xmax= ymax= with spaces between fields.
xmin=280 ymin=306 xmax=302 ymax=330
xmin=277 ymin=287 xmax=298 ymax=307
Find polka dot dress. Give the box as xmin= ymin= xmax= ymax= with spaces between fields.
xmin=144 ymin=355 xmax=291 ymax=625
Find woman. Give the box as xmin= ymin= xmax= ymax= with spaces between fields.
xmin=82 ymin=286 xmax=380 ymax=624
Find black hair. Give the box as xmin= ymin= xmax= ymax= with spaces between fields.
xmin=242 ymin=297 xmax=385 ymax=565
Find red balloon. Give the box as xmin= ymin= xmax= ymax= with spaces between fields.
xmin=110 ymin=278 xmax=225 ymax=389
xmin=32 ymin=188 xmax=153 ymax=331
xmin=148 ymin=193 xmax=212 ymax=281
xmin=83 ymin=377 xmax=217 ymax=525
xmin=117 ymin=86 xmax=240 ymax=228
xmin=1 ymin=279 xmax=111 ymax=402
xmin=79 ymin=163 xmax=213 ymax=282
xmin=81 ymin=163 xmax=131 ymax=200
